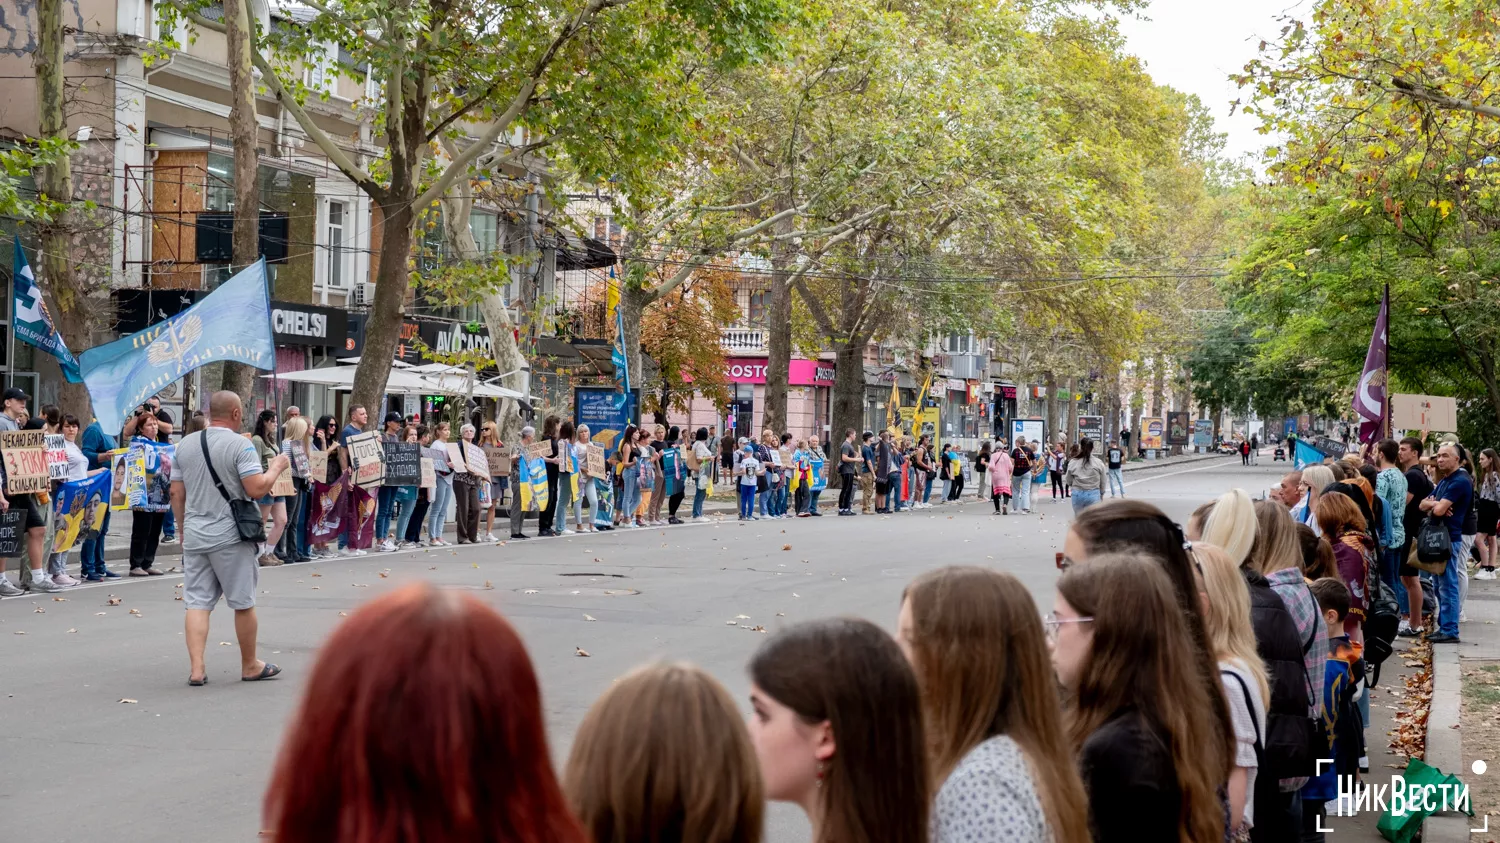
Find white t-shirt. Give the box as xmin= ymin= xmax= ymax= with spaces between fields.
xmin=1220 ymin=658 xmax=1267 ymax=830
xmin=63 ymin=440 xmax=90 ymax=482
xmin=738 ymin=457 xmax=761 ymax=486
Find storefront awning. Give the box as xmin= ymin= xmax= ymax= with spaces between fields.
xmin=863 ymin=365 xmax=916 ymax=389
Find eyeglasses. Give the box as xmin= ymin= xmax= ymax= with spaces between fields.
xmin=1043 ymin=613 xmax=1093 ymax=642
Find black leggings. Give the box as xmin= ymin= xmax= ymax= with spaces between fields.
xmin=949 ymin=475 xmax=964 ymax=500
xmin=1051 ymin=472 xmax=1065 ymax=497
xmin=668 ymin=490 xmax=685 ymax=518
xmin=992 ymin=489 xmax=1010 ymax=511
xmin=838 ymin=475 xmax=856 ymax=511
xmin=130 ymin=510 xmax=165 ymax=570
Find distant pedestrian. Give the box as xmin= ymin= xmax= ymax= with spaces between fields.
xmin=172 ymin=391 xmax=289 ymax=686
xmin=1010 ymin=438 xmax=1035 ymax=514
xmin=990 ymin=445 xmax=1013 ymax=514
xmin=837 ymin=429 xmax=860 ymax=515
xmin=1105 ymin=438 xmax=1125 ymax=498
xmin=1064 ymin=438 xmax=1107 ymax=514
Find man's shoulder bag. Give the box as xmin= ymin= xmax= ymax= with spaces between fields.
xmin=200 ymin=431 xmax=267 ymax=544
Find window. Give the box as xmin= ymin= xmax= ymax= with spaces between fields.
xmin=326 ymin=200 xmax=346 ymax=288
xmin=748 ymin=290 xmax=769 ymax=326
xmin=307 ymin=41 xmax=335 ymax=94
xmin=945 ymin=332 xmax=974 ymax=354
xmin=470 ymin=212 xmax=498 ymax=256
xmin=205 ymin=152 xmax=234 ymax=212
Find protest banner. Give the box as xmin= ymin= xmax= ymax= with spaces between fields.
xmin=525 ymin=440 xmax=551 ymax=462
xmin=586 ymin=444 xmax=606 ymax=476
xmin=122 ymin=439 xmax=174 ymax=512
xmin=485 ymin=446 xmax=510 ymax=477
xmin=53 ymin=471 xmax=111 ymax=553
xmin=0 ymin=509 xmax=24 ymax=557
xmin=46 ymin=434 xmax=67 ymax=480
xmin=420 ymin=457 xmax=436 ymax=490
xmin=463 ymin=442 xmax=488 ymax=477
xmin=307 ymin=447 xmax=330 ymax=482
xmin=445 ymin=442 xmax=468 ymax=473
xmin=383 ymin=442 xmax=421 ymax=486
xmin=348 ymin=432 xmax=385 ymax=488
xmin=0 ymin=430 xmax=49 ymax=494
xmin=270 ymin=469 xmax=296 ymax=498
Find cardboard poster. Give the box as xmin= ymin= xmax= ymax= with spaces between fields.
xmin=348 ymin=432 xmax=385 ymax=488
xmin=307 ymin=448 xmax=330 ymax=482
xmin=778 ymin=447 xmax=792 ymax=468
xmin=525 ymin=440 xmax=552 ymax=462
xmin=463 ymin=442 xmax=488 ymax=477
xmin=586 ymin=444 xmax=606 ymax=476
xmin=485 ymin=446 xmax=510 ymax=477
xmin=270 ymin=469 xmax=296 ymax=498
xmin=1391 ymin=393 xmax=1458 ymax=433
xmin=420 ymin=457 xmax=436 ymax=490
xmin=445 ymin=442 xmax=467 ymax=473
xmin=0 ymin=430 xmax=50 ymax=494
xmin=0 ymin=509 xmax=24 ymax=557
xmin=46 ymin=434 xmax=68 ymax=480
xmin=769 ymin=449 xmax=783 ymax=467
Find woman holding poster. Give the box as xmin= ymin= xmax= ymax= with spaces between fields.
xmin=126 ymin=413 xmax=172 ymax=576
xmin=308 ymin=415 xmax=345 ymax=557
xmin=252 ymin=410 xmax=289 ymax=566
xmin=49 ymin=414 xmax=107 ymax=585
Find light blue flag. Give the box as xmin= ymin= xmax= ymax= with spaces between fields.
xmin=13 ymin=238 xmax=82 ymax=382
xmin=612 ymin=305 xmax=631 ymax=393
xmin=81 ymin=260 xmax=274 ymax=427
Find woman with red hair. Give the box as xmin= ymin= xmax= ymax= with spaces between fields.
xmin=263 ymin=584 xmax=586 ymax=843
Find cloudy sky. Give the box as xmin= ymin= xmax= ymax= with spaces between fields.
xmin=1110 ymin=0 xmax=1310 ymax=164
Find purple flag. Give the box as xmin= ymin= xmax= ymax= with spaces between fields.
xmin=1353 ymin=285 xmax=1389 ymax=443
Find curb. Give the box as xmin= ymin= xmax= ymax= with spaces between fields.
xmin=1120 ymin=453 xmax=1237 ymax=473
xmin=1424 ymin=645 xmax=1472 ymax=842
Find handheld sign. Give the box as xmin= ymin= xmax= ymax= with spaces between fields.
xmin=778 ymin=447 xmax=792 ymax=468
xmin=0 ymin=509 xmax=24 ymax=557
xmin=586 ymin=444 xmax=606 ymax=476
xmin=485 ymin=446 xmax=510 ymax=477
xmin=420 ymin=457 xmax=436 ymax=490
xmin=1 ymin=430 xmax=50 ymax=494
xmin=307 ymin=448 xmax=330 ymax=483
xmin=270 ymin=468 xmax=296 ymax=498
xmin=769 ymin=449 xmax=783 ymax=467
xmin=445 ymin=442 xmax=467 ymax=473
xmin=347 ymin=432 xmax=385 ymax=488
xmin=383 ymin=442 xmax=421 ymax=486
xmin=463 ymin=442 xmax=488 ymax=478
xmin=46 ymin=434 xmax=68 ymax=480
xmin=525 ymin=440 xmax=551 ymax=462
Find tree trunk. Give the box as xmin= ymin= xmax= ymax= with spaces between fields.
xmin=353 ymin=198 xmax=417 ymax=412
xmin=655 ymin=380 xmax=670 ymax=425
xmin=1066 ymin=376 xmax=1078 ymax=444
xmin=217 ymin=0 xmax=261 ymax=420
xmin=618 ymin=283 xmax=647 ymax=389
xmin=829 ymin=339 xmax=866 ymax=474
xmin=1043 ymin=371 xmax=1058 ymax=445
xmin=1150 ymin=354 xmax=1166 ymax=418
xmin=32 ymin=0 xmax=92 ymax=417
xmin=762 ymin=204 xmax=795 ymax=434
xmin=478 ymin=294 xmax=527 ymax=444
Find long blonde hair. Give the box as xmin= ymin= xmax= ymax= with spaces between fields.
xmin=283 ymin=415 xmax=311 ymax=454
xmin=1251 ymin=500 xmax=1302 ymax=576
xmin=1194 ymin=543 xmax=1271 ymax=708
xmin=903 ymin=568 xmax=1090 ymax=843
xmin=1200 ymin=489 xmax=1258 ymax=566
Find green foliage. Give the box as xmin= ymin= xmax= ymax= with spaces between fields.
xmin=0 ymin=137 xmax=80 ymax=222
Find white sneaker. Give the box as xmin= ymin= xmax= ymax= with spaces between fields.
xmin=562 ymin=529 xmax=576 ymax=535
xmin=52 ymin=573 xmax=80 ymax=587
xmin=28 ymin=577 xmax=66 ymax=593
xmin=0 ymin=578 xmax=23 ymax=597
xmin=485 ymin=533 xmax=498 ymax=543
xmin=341 ymin=548 xmax=360 ymax=557
xmin=1398 ymin=618 xmax=1412 ymax=634
xmin=1477 ymin=568 xmax=1497 ymax=580
xmin=380 ymin=539 xmax=397 ymax=552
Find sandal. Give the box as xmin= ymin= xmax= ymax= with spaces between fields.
xmin=188 ymin=676 xmax=208 ymax=686
xmin=242 ymin=663 xmax=282 ymax=682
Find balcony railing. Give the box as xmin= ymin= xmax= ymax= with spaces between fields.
xmin=721 ymin=328 xmax=766 ymax=352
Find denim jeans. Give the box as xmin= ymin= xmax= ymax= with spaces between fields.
xmin=1071 ymin=488 xmax=1102 ymax=513
xmin=1014 ymin=473 xmax=1032 ymax=511
xmin=554 ymin=474 xmax=574 ymax=533
xmin=739 ymin=484 xmax=756 ymax=519
xmin=294 ymin=489 xmax=312 ymax=558
xmin=1107 ymin=468 xmax=1125 ymax=496
xmin=776 ymin=483 xmax=788 ymax=516
xmin=393 ymin=491 xmax=419 ymax=543
xmin=428 ymin=476 xmax=454 ymax=540
xmin=1438 ymin=539 xmax=1464 ymax=636
xmin=375 ymin=486 xmax=397 ymax=541
xmin=162 ymin=507 xmax=176 ymax=539
xmin=809 ymin=489 xmax=822 ymax=514
xmin=622 ymin=465 xmax=640 ymax=522
xmin=80 ymin=507 xmax=111 ymax=576
xmin=922 ymin=475 xmax=934 ymax=503
xmin=692 ymin=486 xmax=707 ymax=518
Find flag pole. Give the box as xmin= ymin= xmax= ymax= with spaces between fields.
xmin=1383 ymin=283 xmax=1391 ymax=441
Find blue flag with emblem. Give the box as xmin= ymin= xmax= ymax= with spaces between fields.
xmin=13 ymin=238 xmax=82 ymax=382
xmin=612 ymin=304 xmax=631 ymax=393
xmin=80 ymin=259 xmax=274 ymax=427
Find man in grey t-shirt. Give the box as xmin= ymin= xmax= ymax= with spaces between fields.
xmin=170 ymin=391 xmax=289 ymax=686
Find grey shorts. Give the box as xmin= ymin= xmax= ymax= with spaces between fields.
xmin=182 ymin=542 xmax=260 ymax=611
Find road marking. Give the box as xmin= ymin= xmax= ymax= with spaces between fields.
xmin=1124 ymin=461 xmax=1240 ymax=487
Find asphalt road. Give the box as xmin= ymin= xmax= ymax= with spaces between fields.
xmin=0 ymin=454 xmax=1290 ymax=842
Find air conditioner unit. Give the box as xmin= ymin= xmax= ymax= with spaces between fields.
xmin=351 ymin=281 xmax=377 ymax=306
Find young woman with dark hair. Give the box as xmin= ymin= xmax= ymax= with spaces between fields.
xmin=263 ymin=584 xmax=585 ymax=843
xmin=748 ymin=618 xmax=928 ymax=843
xmin=1316 ymin=492 xmax=1374 ymax=646
xmin=566 ymin=663 xmax=762 ymax=843
xmin=899 ymin=567 xmax=1089 ymax=843
xmin=1052 ymin=555 xmax=1229 ymax=843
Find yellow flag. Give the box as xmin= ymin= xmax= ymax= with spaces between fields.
xmin=885 ymin=378 xmax=901 ymax=432
xmin=606 ymin=274 xmax=620 ymax=327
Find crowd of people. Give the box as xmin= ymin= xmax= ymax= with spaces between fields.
xmin=254 ymin=458 xmax=1424 ymax=842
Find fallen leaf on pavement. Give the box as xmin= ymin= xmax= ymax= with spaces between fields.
xmin=174 ymin=596 xmax=183 ymax=601
xmin=107 ymin=597 xmax=121 ymax=606
xmin=95 ymin=612 xmax=106 ymax=616
xmin=52 ymin=596 xmax=67 ymax=602
xmin=129 ymin=609 xmax=142 ymax=616
xmin=339 ymin=611 xmax=348 ymax=617
xmin=66 ymin=628 xmax=76 ymax=633
xmin=13 ymin=631 xmax=25 ymax=635
xmin=726 ymin=620 xmax=738 ymax=625
xmin=483 ymin=580 xmax=494 ymax=589
xmin=378 ymin=572 xmax=389 ymax=578
xmin=471 ymin=563 xmax=478 ymax=568
xmin=584 ymin=614 xmax=597 ymax=621
xmin=118 ymin=698 xmax=137 ymax=704
xmin=524 ymin=589 xmax=539 ymax=595
xmin=576 ymin=647 xmax=591 ymax=657
xmin=782 ymin=544 xmax=791 ymax=551
xmin=33 ymin=607 xmax=44 ymax=614
xmin=746 ymin=625 xmax=768 ymax=633
xmin=219 ymin=642 xmax=232 ymax=646
xmin=311 ymin=572 xmax=322 ymax=578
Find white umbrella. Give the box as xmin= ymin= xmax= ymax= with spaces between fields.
xmin=264 ymin=366 xmax=435 ymax=395
xmin=419 ymin=371 xmax=525 ymax=399
xmin=336 ymin=356 xmax=412 ymax=368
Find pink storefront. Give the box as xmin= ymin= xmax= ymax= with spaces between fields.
xmin=669 ymin=357 xmax=835 ymax=445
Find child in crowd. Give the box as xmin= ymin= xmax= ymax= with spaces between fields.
xmin=1301 ymin=577 xmax=1366 ymax=841
xmin=736 ymin=445 xmax=761 ymax=521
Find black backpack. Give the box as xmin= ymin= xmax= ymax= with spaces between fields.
xmin=1363 ymin=569 xmax=1401 ymax=686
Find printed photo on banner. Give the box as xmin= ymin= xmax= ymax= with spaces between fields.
xmin=1 ymin=430 xmax=50 ymax=494
xmin=124 ymin=438 xmax=174 ymax=512
xmin=46 ymin=433 xmax=68 ymax=480
xmin=52 ymin=471 xmax=111 ymax=553
xmin=347 ymin=431 xmax=385 ymax=487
